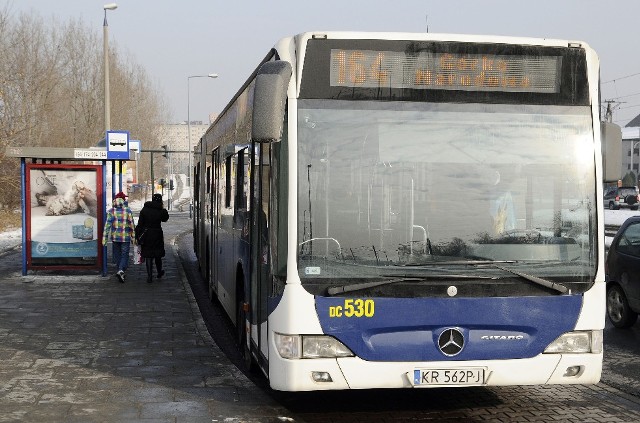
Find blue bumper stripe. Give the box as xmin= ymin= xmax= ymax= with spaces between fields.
xmin=315 ymin=296 xmax=582 ymax=361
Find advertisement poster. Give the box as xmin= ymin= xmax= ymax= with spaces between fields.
xmin=26 ymin=164 xmax=103 ymax=268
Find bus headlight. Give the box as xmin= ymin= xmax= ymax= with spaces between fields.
xmin=274 ymin=333 xmax=301 ymax=359
xmin=275 ymin=333 xmax=354 ymax=359
xmin=543 ymin=330 xmax=603 ymax=354
xmin=302 ymin=336 xmax=354 ymax=358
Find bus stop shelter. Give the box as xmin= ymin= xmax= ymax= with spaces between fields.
xmin=5 ymin=145 xmax=134 ymax=276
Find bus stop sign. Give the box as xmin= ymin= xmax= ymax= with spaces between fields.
xmin=106 ymin=130 xmax=130 ymax=160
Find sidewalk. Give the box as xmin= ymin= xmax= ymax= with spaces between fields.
xmin=0 ymin=211 xmax=295 ymax=422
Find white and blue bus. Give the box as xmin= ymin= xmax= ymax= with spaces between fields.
xmin=193 ymin=32 xmax=606 ymax=391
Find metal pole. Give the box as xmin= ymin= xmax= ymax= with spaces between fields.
xmin=111 ymin=161 xmax=116 ymax=200
xmin=118 ymin=160 xmax=123 ymax=193
xmin=167 ymin=153 xmax=172 ymax=211
xmin=103 ymin=5 xmax=116 ymax=206
xmin=187 ymin=74 xmax=218 ymax=190
xmin=103 ymin=10 xmax=111 ymax=133
xmin=187 ymin=78 xmax=192 ymax=188
xmin=102 ymin=160 xmax=108 ymax=276
xmin=21 ymin=158 xmax=27 ymax=276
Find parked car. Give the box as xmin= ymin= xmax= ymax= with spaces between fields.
xmin=605 ymin=216 xmax=640 ymax=328
xmin=604 ymin=186 xmax=640 ymax=210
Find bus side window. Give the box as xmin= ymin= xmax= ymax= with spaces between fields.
xmin=235 ymin=148 xmax=250 ymax=213
xmin=225 ymin=155 xmax=232 ymax=208
xmin=206 ymin=165 xmax=211 ymax=220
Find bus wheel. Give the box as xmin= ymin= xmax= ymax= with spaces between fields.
xmin=236 ymin=299 xmax=255 ymax=372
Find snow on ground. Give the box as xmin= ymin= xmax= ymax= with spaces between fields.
xmin=0 ymin=228 xmax=22 ymax=252
xmin=603 ymin=209 xmax=640 ymax=226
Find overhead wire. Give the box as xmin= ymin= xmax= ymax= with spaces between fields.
xmin=602 ymin=72 xmax=640 ymax=85
xmin=605 ymin=91 xmax=640 ymax=101
xmin=601 ymin=73 xmax=640 ymax=124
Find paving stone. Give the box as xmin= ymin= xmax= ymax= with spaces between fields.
xmin=0 ymin=212 xmax=292 ymax=422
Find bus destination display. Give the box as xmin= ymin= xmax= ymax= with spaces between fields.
xmin=330 ymin=49 xmax=561 ymax=93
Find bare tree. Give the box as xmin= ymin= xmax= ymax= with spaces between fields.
xmin=0 ymin=10 xmax=62 ymax=206
xmin=0 ymin=6 xmax=168 ymax=209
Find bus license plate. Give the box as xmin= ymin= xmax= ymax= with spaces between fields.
xmin=412 ymin=368 xmax=486 ymax=386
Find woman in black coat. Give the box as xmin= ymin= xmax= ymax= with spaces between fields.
xmin=136 ymin=193 xmax=169 ymax=283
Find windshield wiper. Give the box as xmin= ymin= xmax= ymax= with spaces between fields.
xmin=494 ymin=265 xmax=570 ymax=294
xmin=326 ymin=274 xmax=495 ymax=296
xmin=327 ymin=278 xmax=421 ymax=296
xmin=397 ymin=259 xmax=516 ymax=266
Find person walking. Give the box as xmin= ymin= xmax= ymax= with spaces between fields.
xmin=102 ymin=192 xmax=135 ymax=283
xmin=136 ymin=193 xmax=169 ymax=283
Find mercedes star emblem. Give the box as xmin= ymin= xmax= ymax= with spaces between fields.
xmin=438 ymin=328 xmax=465 ymax=356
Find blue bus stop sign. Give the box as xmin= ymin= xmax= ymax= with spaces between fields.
xmin=106 ymin=130 xmax=130 ymax=160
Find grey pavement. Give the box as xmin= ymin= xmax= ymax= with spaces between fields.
xmin=0 ymin=211 xmax=296 ymax=423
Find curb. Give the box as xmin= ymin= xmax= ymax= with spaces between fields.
xmin=169 ymin=232 xmax=217 ymax=350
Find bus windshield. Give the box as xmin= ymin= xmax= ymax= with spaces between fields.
xmin=296 ymin=99 xmax=596 ymax=298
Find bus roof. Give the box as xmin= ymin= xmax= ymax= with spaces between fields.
xmin=289 ymin=31 xmax=590 ymax=49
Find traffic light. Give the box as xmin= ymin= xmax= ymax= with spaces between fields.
xmin=159 ymin=178 xmax=166 ymax=187
xmin=161 ymin=144 xmax=168 ymax=158
xmin=169 ymin=179 xmax=174 ymax=190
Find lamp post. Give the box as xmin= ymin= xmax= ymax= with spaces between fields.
xmin=187 ymin=74 xmax=218 ymax=188
xmin=103 ymin=3 xmax=117 ymax=199
xmin=103 ymin=3 xmax=117 ymax=132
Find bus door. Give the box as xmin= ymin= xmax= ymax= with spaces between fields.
xmin=250 ymin=142 xmax=271 ymax=361
xmin=193 ymin=163 xmax=200 ymax=258
xmin=210 ymin=148 xmax=220 ymax=298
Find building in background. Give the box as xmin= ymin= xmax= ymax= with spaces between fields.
xmin=155 ymin=119 xmax=213 ymax=177
xmin=622 ymin=114 xmax=640 ymax=184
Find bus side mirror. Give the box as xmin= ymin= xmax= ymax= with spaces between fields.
xmin=252 ymin=61 xmax=292 ymax=143
xmin=601 ymin=122 xmax=622 ymax=182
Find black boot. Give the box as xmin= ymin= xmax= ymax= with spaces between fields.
xmin=145 ymin=259 xmax=153 ymax=283
xmin=156 ymin=258 xmax=164 ymax=279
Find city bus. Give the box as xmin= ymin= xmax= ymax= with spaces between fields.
xmin=193 ymin=32 xmax=606 ymax=391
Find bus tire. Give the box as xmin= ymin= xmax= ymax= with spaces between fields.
xmin=236 ymin=298 xmax=256 ymax=372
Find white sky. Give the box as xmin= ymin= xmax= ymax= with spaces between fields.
xmin=5 ymin=0 xmax=640 ymax=127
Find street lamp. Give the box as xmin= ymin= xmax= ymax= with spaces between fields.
xmin=103 ymin=3 xmax=117 ymax=200
xmin=103 ymin=3 xmax=117 ymax=132
xmin=187 ymin=73 xmax=218 ymax=188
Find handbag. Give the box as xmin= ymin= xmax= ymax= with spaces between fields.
xmin=133 ymin=244 xmax=143 ymax=265
xmin=135 ymin=226 xmax=147 ymax=245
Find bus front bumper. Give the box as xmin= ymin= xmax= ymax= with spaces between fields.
xmin=267 ymin=352 xmax=603 ymax=391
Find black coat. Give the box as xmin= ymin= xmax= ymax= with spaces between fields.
xmin=136 ymin=201 xmax=169 ymax=258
